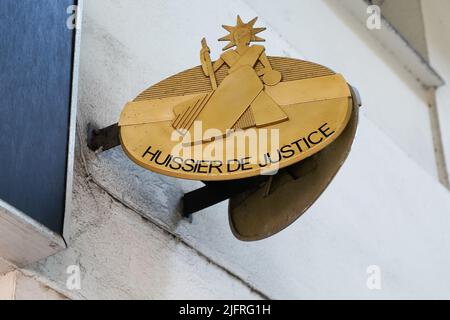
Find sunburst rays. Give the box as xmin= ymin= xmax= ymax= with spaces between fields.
xmin=218 ymin=15 xmax=266 ymax=51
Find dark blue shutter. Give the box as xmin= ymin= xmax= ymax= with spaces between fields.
xmin=0 ymin=0 xmax=77 ymax=234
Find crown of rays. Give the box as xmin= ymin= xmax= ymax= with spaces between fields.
xmin=218 ymin=15 xmax=266 ymax=51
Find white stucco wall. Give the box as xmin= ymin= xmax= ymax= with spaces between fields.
xmin=27 ymin=160 xmax=261 ymax=299
xmin=6 ymin=0 xmax=450 ymax=299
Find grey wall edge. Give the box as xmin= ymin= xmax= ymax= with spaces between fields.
xmin=338 ymin=0 xmax=444 ymax=89
xmin=0 ymin=199 xmax=66 ymax=269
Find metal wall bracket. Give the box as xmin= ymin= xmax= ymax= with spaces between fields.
xmin=86 ymin=122 xmax=266 ymax=218
xmin=182 ymin=176 xmax=269 ymax=218
xmin=87 ymin=123 xmax=121 ymax=152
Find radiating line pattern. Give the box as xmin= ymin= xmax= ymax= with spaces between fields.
xmin=172 ymin=93 xmax=213 ymax=131
xmin=134 ymin=57 xmax=335 ymax=102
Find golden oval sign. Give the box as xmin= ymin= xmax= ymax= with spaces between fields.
xmin=118 ymin=17 xmax=352 ymax=181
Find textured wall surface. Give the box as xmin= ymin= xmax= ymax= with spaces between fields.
xmin=7 ymin=0 xmax=450 ymax=299
xmin=27 ymin=159 xmax=261 ymax=299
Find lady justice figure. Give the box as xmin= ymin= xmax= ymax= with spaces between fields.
xmin=174 ymin=16 xmax=288 ymax=143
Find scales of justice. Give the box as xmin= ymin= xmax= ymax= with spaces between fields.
xmin=88 ymin=16 xmax=361 ymax=241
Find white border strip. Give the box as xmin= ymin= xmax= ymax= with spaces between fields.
xmin=63 ymin=0 xmax=84 ymax=241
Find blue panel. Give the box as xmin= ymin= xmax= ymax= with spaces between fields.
xmin=0 ymin=0 xmax=76 ymax=233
